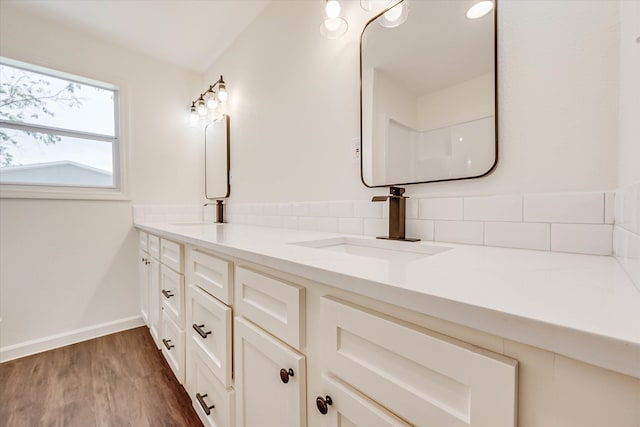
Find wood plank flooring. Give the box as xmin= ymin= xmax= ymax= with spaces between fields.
xmin=0 ymin=326 xmax=203 ymax=427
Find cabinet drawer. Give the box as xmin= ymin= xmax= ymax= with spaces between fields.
xmin=187 ymin=284 xmax=233 ymax=388
xmin=187 ymin=248 xmax=233 ymax=305
xmin=234 ymin=266 xmax=305 ymax=349
xmin=188 ymin=344 xmax=235 ymax=427
xmin=139 ymin=231 xmax=148 ymax=252
xmin=234 ymin=316 xmax=306 ymax=427
xmin=162 ymin=313 xmax=185 ymax=384
xmin=321 ymin=296 xmax=518 ymax=427
xmin=161 ymin=238 xmax=184 ymax=273
xmin=161 ymin=264 xmax=185 ymax=328
xmin=316 ymin=373 xmax=410 ymax=426
xmin=148 ymin=234 xmax=160 ymax=259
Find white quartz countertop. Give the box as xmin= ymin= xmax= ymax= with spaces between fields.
xmin=136 ymin=221 xmax=640 ymax=379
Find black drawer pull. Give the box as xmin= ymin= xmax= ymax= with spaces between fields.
xmin=196 ymin=393 xmax=215 ymax=415
xmin=316 ymin=395 xmax=333 ymax=415
xmin=161 ymin=290 xmax=174 ymax=299
xmin=162 ymin=339 xmax=174 ymax=350
xmin=280 ymin=368 xmax=294 ymax=384
xmin=193 ymin=324 xmax=212 ymax=339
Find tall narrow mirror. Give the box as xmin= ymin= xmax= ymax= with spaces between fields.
xmin=205 ymin=115 xmax=230 ymax=199
xmin=361 ymin=0 xmax=497 ymax=187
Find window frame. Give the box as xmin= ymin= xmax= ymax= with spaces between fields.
xmin=0 ymin=57 xmax=128 ymax=200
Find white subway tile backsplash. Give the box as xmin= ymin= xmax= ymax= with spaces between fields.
xmin=338 ymin=218 xmax=364 ymax=235
xmin=262 ymin=203 xmax=278 ymax=216
xmin=464 ymin=195 xmax=523 ymax=222
xmin=283 ymin=216 xmax=299 ymax=230
xmin=363 ymin=218 xmax=387 ymax=237
xmin=419 ymin=198 xmax=464 ymax=220
xmin=329 ymin=201 xmax=354 ymax=218
xmin=298 ymin=217 xmax=318 ymax=231
xmin=551 ymin=224 xmax=613 ymax=255
xmin=524 ymin=192 xmax=604 ymax=224
xmin=265 ymin=216 xmax=283 ymax=228
xmin=278 ymin=203 xmax=293 ymax=216
xmin=434 ymin=221 xmax=483 ymax=245
xmin=406 ymin=198 xmax=419 ymax=219
xmin=317 ymin=217 xmax=339 ymax=233
xmin=406 ymin=219 xmax=435 ymax=241
xmin=136 ymin=189 xmax=620 ymax=258
xmin=485 ymin=222 xmax=550 ymax=251
xmin=309 ymin=201 xmax=330 ymax=217
xmin=354 ymin=200 xmax=383 ymax=219
xmin=292 ymin=202 xmax=310 ymax=217
xmin=604 ymin=191 xmax=615 ymax=225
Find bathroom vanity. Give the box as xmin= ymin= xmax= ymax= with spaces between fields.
xmin=136 ymin=221 xmax=640 ymax=427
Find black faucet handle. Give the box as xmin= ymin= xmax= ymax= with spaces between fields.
xmin=390 ymin=186 xmax=405 ymax=197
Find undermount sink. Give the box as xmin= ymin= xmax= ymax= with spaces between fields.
xmin=292 ymin=237 xmax=451 ymax=262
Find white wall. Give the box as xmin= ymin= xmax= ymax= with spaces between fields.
xmin=206 ymin=0 xmax=619 ymax=201
xmin=618 ymin=0 xmax=640 ymax=188
xmin=0 ymin=4 xmax=203 ymax=355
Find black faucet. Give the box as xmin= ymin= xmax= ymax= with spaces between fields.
xmin=372 ymin=187 xmax=420 ymax=242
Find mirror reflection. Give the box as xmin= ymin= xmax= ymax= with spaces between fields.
xmin=205 ymin=115 xmax=230 ymax=199
xmin=361 ymin=0 xmax=497 ymax=187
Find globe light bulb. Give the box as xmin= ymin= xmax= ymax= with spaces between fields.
xmin=197 ymin=99 xmax=207 ymax=116
xmin=206 ymin=97 xmax=218 ymax=110
xmin=217 ymin=85 xmax=228 ymax=103
xmin=325 ymin=0 xmax=341 ymax=19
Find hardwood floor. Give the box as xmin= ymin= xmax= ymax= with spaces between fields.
xmin=0 ymin=327 xmax=203 ymax=427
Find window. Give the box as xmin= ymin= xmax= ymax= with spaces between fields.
xmin=0 ymin=57 xmax=122 ymax=197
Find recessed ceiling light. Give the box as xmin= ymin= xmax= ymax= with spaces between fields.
xmin=466 ymin=1 xmax=494 ymax=19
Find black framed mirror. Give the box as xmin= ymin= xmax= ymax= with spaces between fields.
xmin=360 ymin=0 xmax=497 ymax=187
xmin=204 ymin=115 xmax=230 ymax=199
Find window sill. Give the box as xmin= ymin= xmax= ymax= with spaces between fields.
xmin=0 ymin=185 xmax=130 ymax=201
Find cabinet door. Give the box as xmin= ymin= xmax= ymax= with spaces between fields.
xmin=234 ymin=317 xmax=306 ymax=427
xmin=148 ymin=256 xmax=162 ymax=349
xmin=315 ymin=374 xmax=410 ymax=427
xmin=138 ymin=249 xmax=150 ymax=326
xmin=321 ymin=296 xmax=517 ymax=427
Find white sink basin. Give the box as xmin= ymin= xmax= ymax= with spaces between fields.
xmin=292 ymin=237 xmax=451 ymax=262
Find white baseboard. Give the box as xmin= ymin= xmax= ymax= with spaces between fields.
xmin=0 ymin=315 xmax=145 ymax=363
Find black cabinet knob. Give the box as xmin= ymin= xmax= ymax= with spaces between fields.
xmin=316 ymin=395 xmax=333 ymax=415
xmin=279 ymin=368 xmax=294 ymax=384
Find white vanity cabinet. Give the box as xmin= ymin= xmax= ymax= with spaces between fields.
xmin=139 ymin=232 xmax=162 ymax=349
xmin=137 ymin=231 xmax=150 ymax=326
xmin=317 ymin=297 xmax=518 ymax=427
xmin=233 ymin=266 xmax=307 ymax=427
xmin=185 ymin=247 xmax=235 ymax=427
xmin=158 ymin=238 xmax=186 ymax=383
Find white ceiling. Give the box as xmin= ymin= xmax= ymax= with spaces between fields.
xmin=4 ymin=0 xmax=272 ymax=73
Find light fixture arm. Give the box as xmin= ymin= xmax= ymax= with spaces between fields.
xmin=192 ymin=75 xmax=226 ymax=105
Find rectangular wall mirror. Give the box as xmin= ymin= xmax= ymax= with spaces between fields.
xmin=360 ymin=0 xmax=497 ymax=187
xmin=205 ymin=115 xmax=230 ymax=199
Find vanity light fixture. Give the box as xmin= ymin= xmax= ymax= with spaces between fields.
xmin=466 ymin=0 xmax=494 ymax=19
xmin=189 ymin=75 xmax=228 ymax=123
xmin=379 ymin=0 xmax=409 ymax=28
xmin=320 ymin=0 xmax=348 ymax=39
